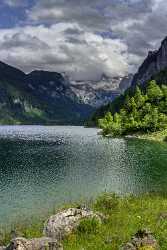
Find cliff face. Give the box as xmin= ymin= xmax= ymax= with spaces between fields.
xmin=132 ymin=37 xmax=167 ymax=86
xmin=119 ymin=74 xmax=133 ymax=92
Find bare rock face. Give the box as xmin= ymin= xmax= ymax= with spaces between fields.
xmin=122 ymin=229 xmax=159 ymax=250
xmin=132 ymin=36 xmax=167 ymax=86
xmin=43 ymin=208 xmax=102 ymax=240
xmin=5 ymin=237 xmax=63 ymax=250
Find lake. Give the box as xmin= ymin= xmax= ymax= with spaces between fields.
xmin=0 ymin=125 xmax=167 ymax=227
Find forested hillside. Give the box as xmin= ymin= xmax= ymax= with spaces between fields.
xmin=98 ymin=80 xmax=167 ymax=136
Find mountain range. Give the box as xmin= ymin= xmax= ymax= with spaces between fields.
xmin=0 ymin=61 xmax=92 ymax=124
xmin=0 ymin=61 xmax=131 ymax=125
xmin=6 ymin=30 xmax=167 ymax=126
xmin=71 ymin=74 xmax=133 ymax=108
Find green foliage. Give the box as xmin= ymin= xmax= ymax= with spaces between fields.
xmin=98 ymin=81 xmax=167 ymax=136
xmin=147 ymin=80 xmax=163 ymax=102
xmin=4 ymin=194 xmax=167 ymax=249
xmin=134 ymin=86 xmax=146 ymax=108
xmin=0 ymin=220 xmax=44 ymax=246
xmin=63 ymin=193 xmax=167 ymax=250
xmin=77 ymin=218 xmax=101 ymax=235
xmin=94 ymin=193 xmax=119 ymax=213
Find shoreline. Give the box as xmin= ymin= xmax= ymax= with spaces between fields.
xmin=125 ymin=129 xmax=167 ymax=142
xmin=1 ymin=192 xmax=167 ymax=249
xmin=101 ymin=129 xmax=167 ymax=142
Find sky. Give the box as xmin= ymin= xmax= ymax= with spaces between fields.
xmin=0 ymin=0 xmax=167 ymax=80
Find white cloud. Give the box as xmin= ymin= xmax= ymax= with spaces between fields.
xmin=0 ymin=24 xmax=128 ymax=80
xmin=25 ymin=0 xmax=167 ymax=77
xmin=1 ymin=0 xmax=167 ymax=79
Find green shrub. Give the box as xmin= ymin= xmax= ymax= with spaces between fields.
xmin=98 ymin=81 xmax=167 ymax=136
xmin=94 ymin=193 xmax=119 ymax=213
xmin=163 ymin=136 xmax=167 ymax=142
xmin=77 ymin=218 xmax=101 ymax=235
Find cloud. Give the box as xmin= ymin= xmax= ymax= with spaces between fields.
xmin=27 ymin=0 xmax=109 ymax=32
xmin=26 ymin=0 xmax=167 ymax=75
xmin=0 ymin=24 xmax=128 ymax=80
xmin=0 ymin=32 xmax=49 ymax=50
xmin=3 ymin=0 xmax=27 ymax=7
xmin=27 ymin=0 xmax=153 ymax=31
xmin=0 ymin=0 xmax=167 ymax=80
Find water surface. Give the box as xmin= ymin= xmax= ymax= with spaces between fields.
xmin=0 ymin=125 xmax=167 ymax=226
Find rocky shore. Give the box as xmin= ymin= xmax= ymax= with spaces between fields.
xmin=1 ymin=193 xmax=165 ymax=250
xmin=3 ymin=208 xmax=105 ymax=250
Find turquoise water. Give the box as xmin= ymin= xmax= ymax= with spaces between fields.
xmin=0 ymin=125 xmax=167 ymax=226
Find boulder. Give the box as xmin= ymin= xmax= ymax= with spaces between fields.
xmin=6 ymin=237 xmax=63 ymax=250
xmin=43 ymin=208 xmax=103 ymax=240
xmin=0 ymin=247 xmax=6 ymax=250
xmin=122 ymin=229 xmax=159 ymax=250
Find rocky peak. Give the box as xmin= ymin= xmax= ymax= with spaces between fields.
xmin=132 ymin=36 xmax=167 ymax=86
xmin=119 ymin=74 xmax=133 ymax=91
xmin=161 ymin=36 xmax=167 ymax=46
xmin=0 ymin=61 xmax=26 ymax=83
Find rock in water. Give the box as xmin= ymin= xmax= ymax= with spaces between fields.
xmin=122 ymin=229 xmax=159 ymax=249
xmin=6 ymin=237 xmax=63 ymax=250
xmin=43 ymin=208 xmax=102 ymax=240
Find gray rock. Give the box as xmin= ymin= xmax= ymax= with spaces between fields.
xmin=6 ymin=237 xmax=63 ymax=250
xmin=122 ymin=242 xmax=136 ymax=250
xmin=121 ymin=229 xmax=159 ymax=250
xmin=0 ymin=247 xmax=6 ymax=250
xmin=43 ymin=208 xmax=102 ymax=240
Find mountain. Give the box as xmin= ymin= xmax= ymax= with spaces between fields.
xmin=132 ymin=37 xmax=167 ymax=86
xmin=119 ymin=74 xmax=133 ymax=91
xmin=98 ymin=79 xmax=167 ymax=136
xmin=89 ymin=36 xmax=167 ymax=133
xmin=86 ymin=75 xmax=133 ymax=126
xmin=0 ymin=61 xmax=93 ymax=125
xmin=0 ymin=60 xmax=133 ymax=125
xmin=88 ymin=36 xmax=167 ymax=127
xmin=71 ymin=74 xmax=132 ymax=108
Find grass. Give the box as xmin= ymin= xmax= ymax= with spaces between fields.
xmin=0 ymin=201 xmax=82 ymax=246
xmin=0 ymin=219 xmax=44 ymax=246
xmin=63 ymin=193 xmax=167 ymax=250
xmin=2 ymin=193 xmax=167 ymax=249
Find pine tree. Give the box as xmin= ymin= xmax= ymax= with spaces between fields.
xmin=147 ymin=80 xmax=163 ymax=102
xmin=134 ymin=86 xmax=145 ymax=108
xmin=98 ymin=81 xmax=167 ymax=136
